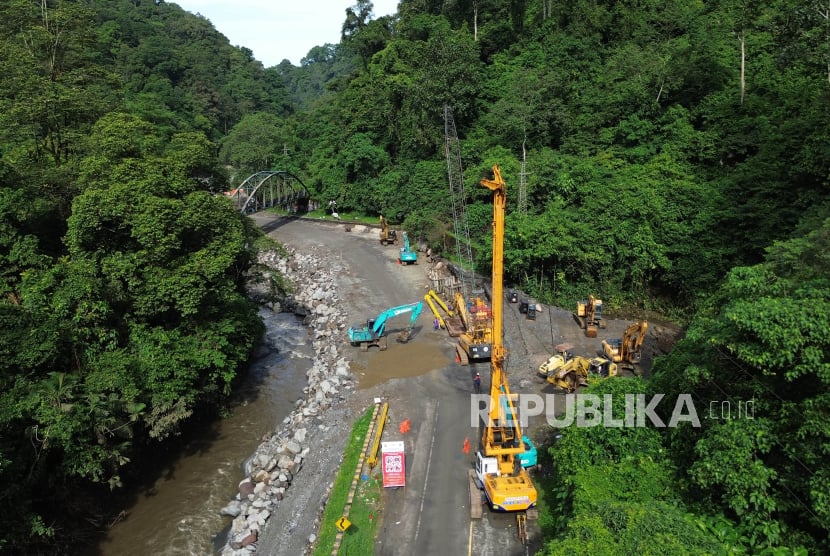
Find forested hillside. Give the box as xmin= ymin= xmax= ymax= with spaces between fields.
xmin=0 ymin=1 xmax=282 ymax=552
xmin=0 ymin=0 xmax=828 ymax=554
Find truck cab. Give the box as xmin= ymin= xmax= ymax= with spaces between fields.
xmin=475 ymin=452 xmax=500 ymax=488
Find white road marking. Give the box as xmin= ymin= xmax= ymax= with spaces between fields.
xmin=413 ymin=400 xmax=438 ymax=544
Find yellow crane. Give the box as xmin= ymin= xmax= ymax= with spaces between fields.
xmin=472 ymin=164 xmax=538 ymax=514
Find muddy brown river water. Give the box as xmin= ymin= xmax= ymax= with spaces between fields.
xmin=88 ymin=309 xmax=311 ymax=556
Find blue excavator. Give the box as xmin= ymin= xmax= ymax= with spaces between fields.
xmin=398 ymin=232 xmax=418 ymax=265
xmin=348 ymin=301 xmax=424 ymax=351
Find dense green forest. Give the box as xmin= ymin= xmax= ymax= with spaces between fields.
xmin=0 ymin=0 xmax=827 ymax=554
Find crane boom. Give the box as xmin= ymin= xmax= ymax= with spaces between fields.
xmin=480 ymin=165 xmax=506 ymax=368
xmin=474 ymin=164 xmax=538 ymax=513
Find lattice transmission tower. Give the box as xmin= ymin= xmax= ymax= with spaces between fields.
xmin=518 ymin=140 xmax=528 ymax=214
xmin=444 ymin=104 xmax=476 ymax=298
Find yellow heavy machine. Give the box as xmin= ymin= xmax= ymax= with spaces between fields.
xmin=537 ymin=343 xmax=575 ymax=378
xmin=537 ymin=351 xmax=568 ymax=378
xmin=454 ymin=292 xmax=493 ymax=362
xmin=424 ymin=289 xmax=458 ymax=333
xmin=602 ymin=320 xmax=648 ymax=367
xmin=378 ymin=215 xmax=397 ymax=245
xmin=472 ymin=164 xmax=538 ymax=515
xmin=546 ymin=356 xmax=591 ymax=393
xmin=574 ymin=295 xmax=606 ymax=337
xmin=590 ymin=356 xmax=619 ymax=378
xmin=545 ymin=356 xmax=618 ymax=393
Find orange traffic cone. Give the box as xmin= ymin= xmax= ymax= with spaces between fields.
xmin=463 ymin=437 xmax=470 ymax=454
xmin=399 ymin=419 xmax=411 ymax=434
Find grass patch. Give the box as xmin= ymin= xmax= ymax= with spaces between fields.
xmin=311 ymin=405 xmax=377 ymax=556
xmin=338 ymin=472 xmax=383 ymax=555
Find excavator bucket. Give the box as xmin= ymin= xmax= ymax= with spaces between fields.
xmin=396 ymin=329 xmax=412 ymax=343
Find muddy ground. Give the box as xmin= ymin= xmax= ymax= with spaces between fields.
xmin=250 ymin=214 xmax=683 ymax=556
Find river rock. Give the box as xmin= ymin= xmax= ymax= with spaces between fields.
xmin=284 ymin=439 xmax=301 ymax=455
xmin=220 ymin=500 xmax=243 ymax=517
xmin=226 ymin=244 xmax=355 ymax=554
xmin=229 ymin=530 xmax=257 ymax=549
xmin=238 ymin=478 xmax=254 ymax=497
xmin=319 ymin=380 xmax=334 ymax=395
xmin=251 ymin=498 xmax=271 ymax=510
xmin=276 ymin=454 xmax=293 ymax=470
xmin=231 ymin=515 xmax=247 ymax=535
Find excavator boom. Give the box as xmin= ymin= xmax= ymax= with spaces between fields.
xmin=379 ymin=215 xmax=397 ymax=245
xmin=347 ymin=301 xmax=423 ymax=351
xmin=373 ymin=302 xmax=423 ymax=334
xmin=399 ymin=232 xmax=418 ymax=264
xmin=397 ymin=301 xmax=424 ymax=342
xmin=602 ymin=320 xmax=648 ymax=366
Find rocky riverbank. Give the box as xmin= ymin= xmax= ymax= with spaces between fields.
xmin=220 ymin=244 xmax=358 ymax=555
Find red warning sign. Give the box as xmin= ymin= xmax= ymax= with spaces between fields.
xmin=381 ymin=441 xmax=406 ymax=488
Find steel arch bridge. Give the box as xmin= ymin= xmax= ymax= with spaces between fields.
xmin=224 ymin=171 xmax=311 ymax=214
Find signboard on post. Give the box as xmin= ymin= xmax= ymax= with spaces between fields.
xmin=381 ymin=441 xmax=406 ymax=488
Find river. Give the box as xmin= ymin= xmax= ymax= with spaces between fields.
xmin=89 ymin=308 xmax=312 ymax=556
